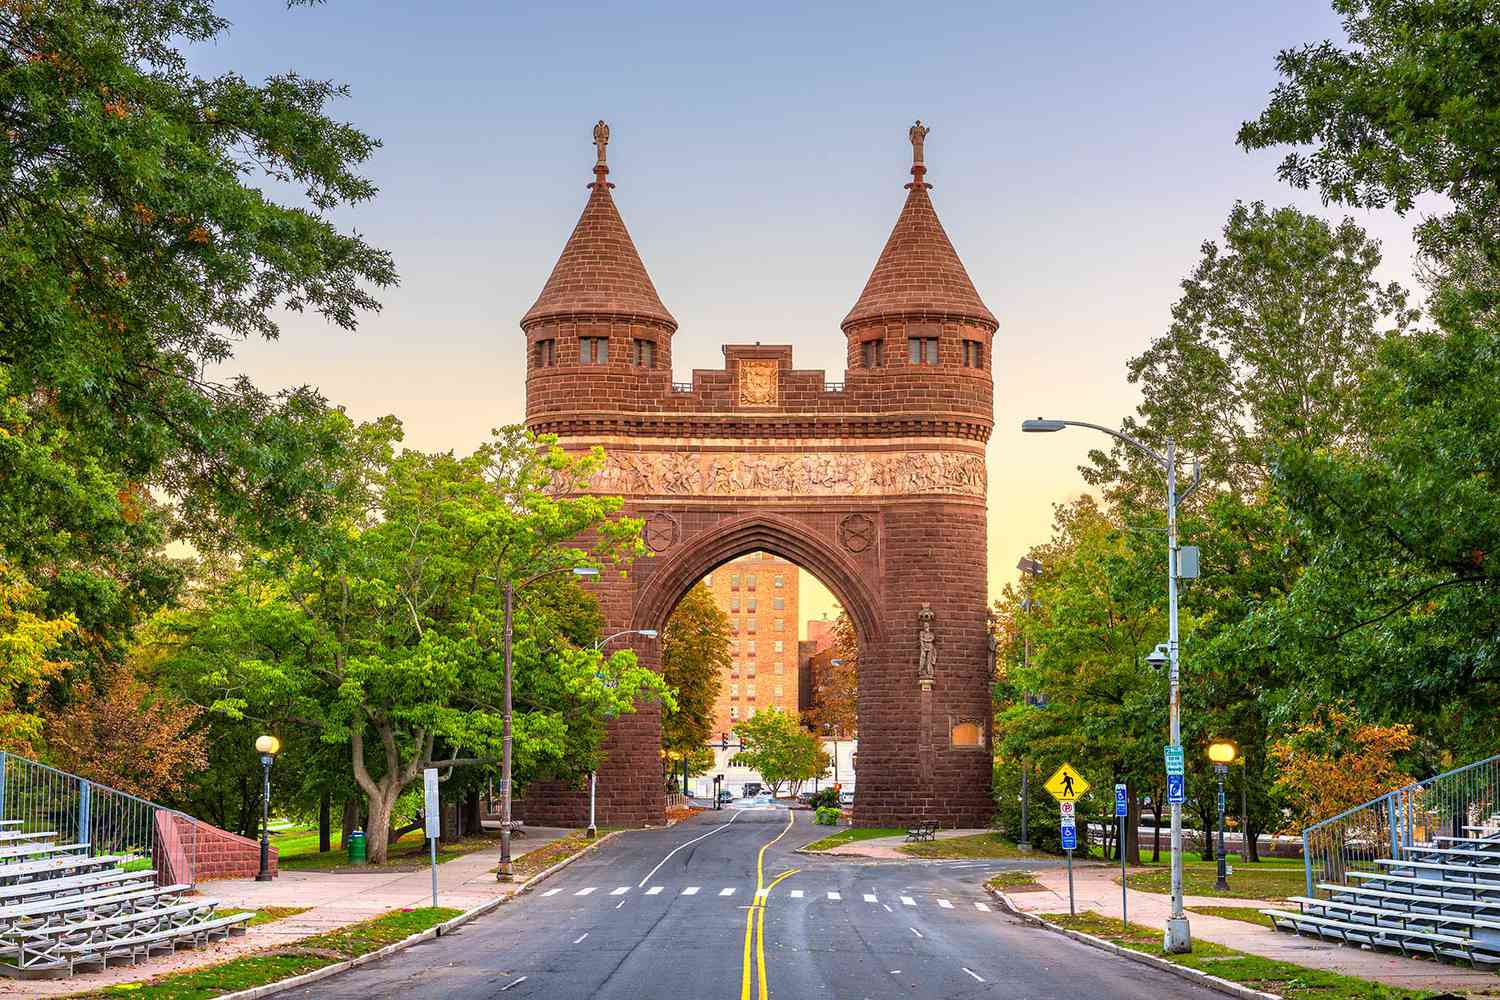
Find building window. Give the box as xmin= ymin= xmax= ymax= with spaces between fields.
xmin=747 ymin=597 xmax=757 ymax=613
xmin=773 ymin=620 xmax=784 ymax=633
xmin=730 ymin=683 xmax=739 ymax=698
xmin=772 ymin=597 xmax=784 ymax=611
xmin=730 ymin=574 xmax=740 ymax=590
xmin=730 ymin=619 xmax=739 ymax=634
xmin=908 ymin=337 xmax=938 ymax=365
xmin=861 ymin=339 xmax=884 ymax=368
xmin=774 ymin=661 xmax=784 ymax=674
xmin=774 ymin=685 xmax=783 ymax=698
xmin=631 ymin=338 xmax=656 ymax=368
xmin=747 ymin=574 xmax=757 ymax=591
xmin=746 ymin=640 xmax=756 ymax=655
xmin=746 ymin=663 xmax=756 ymax=676
xmin=951 ymin=721 xmax=985 ymax=748
xmin=747 ymin=683 xmax=756 ymax=698
xmin=730 ymin=640 xmax=739 ymax=654
xmin=963 ymin=340 xmax=984 ymax=368
xmin=747 ymin=620 xmax=757 ymax=634
xmin=773 ymin=639 xmax=784 ymax=653
xmin=773 ymin=575 xmax=784 ymax=588
xmin=730 ymin=596 xmax=740 ymax=613
xmin=580 ymin=337 xmax=609 ymax=365
xmin=730 ymin=706 xmax=738 ymax=719
xmin=747 ymin=707 xmax=756 ymax=718
xmin=535 ymin=339 xmax=556 ymax=367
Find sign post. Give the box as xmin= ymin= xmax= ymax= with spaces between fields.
xmin=1115 ymin=783 xmax=1129 ymax=928
xmin=1045 ymin=764 xmax=1089 ymax=918
xmin=423 ymin=767 xmax=441 ymax=909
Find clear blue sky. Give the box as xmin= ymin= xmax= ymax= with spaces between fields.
xmin=193 ymin=1 xmax=1419 ymax=619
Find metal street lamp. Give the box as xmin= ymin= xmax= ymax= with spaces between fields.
xmin=1022 ymin=417 xmax=1202 ymax=953
xmin=498 ymin=565 xmax=599 ymax=882
xmin=254 ymin=735 xmax=280 ymax=882
xmin=1208 ymin=740 xmax=1238 ymax=891
xmin=587 ymin=629 xmax=659 ymax=838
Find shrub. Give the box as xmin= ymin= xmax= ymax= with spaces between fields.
xmin=809 ymin=788 xmax=840 ymax=810
xmin=814 ymin=806 xmax=841 ymax=826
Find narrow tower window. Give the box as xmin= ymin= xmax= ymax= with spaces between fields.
xmin=580 ymin=337 xmax=609 ymax=364
xmin=908 ymin=337 xmax=939 ymax=365
xmin=963 ymin=340 xmax=984 ymax=368
xmin=631 ymin=338 xmax=656 ymax=368
xmin=861 ymin=339 xmax=884 ymax=368
xmin=535 ymin=339 xmax=556 ymax=367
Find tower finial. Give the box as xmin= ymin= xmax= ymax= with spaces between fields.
xmin=907 ymin=120 xmax=931 ymax=190
xmin=591 ymin=120 xmax=612 ymax=188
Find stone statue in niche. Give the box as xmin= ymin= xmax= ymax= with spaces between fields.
xmin=917 ymin=602 xmax=937 ymax=690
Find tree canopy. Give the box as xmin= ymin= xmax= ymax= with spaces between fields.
xmin=660 ymin=584 xmax=729 ymax=768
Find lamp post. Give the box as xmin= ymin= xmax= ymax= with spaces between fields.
xmin=497 ymin=565 xmax=599 ymax=882
xmin=586 ymin=629 xmax=658 ymax=839
xmin=254 ymin=735 xmax=280 ymax=882
xmin=829 ymin=658 xmax=845 ymax=787
xmin=1016 ymin=557 xmax=1043 ymax=851
xmin=1023 ymin=417 xmax=1201 ymax=953
xmin=1208 ymin=740 xmax=1238 ymax=891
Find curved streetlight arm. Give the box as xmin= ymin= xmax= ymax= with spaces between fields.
xmin=1052 ymin=420 xmax=1168 ymax=470
xmin=593 ymin=629 xmax=658 ymax=651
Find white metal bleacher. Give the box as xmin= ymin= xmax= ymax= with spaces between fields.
xmin=1264 ymin=817 xmax=1500 ymax=969
xmin=0 ymin=827 xmax=248 ymax=978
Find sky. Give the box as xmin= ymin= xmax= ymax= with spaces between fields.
xmin=190 ymin=1 xmax=1422 ymax=632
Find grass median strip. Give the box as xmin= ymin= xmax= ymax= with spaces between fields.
xmin=1186 ymin=904 xmax=1274 ymax=927
xmin=899 ymin=833 xmax=1033 ymax=860
xmin=1122 ymin=860 xmax=1305 ymax=901
xmin=212 ymin=905 xmax=311 ymax=928
xmin=75 ymin=906 xmax=461 ymax=1000
xmin=985 ymin=870 xmax=1044 ymax=892
xmin=1041 ymin=912 xmax=1429 ymax=1000
xmin=801 ymin=827 xmax=902 ymax=851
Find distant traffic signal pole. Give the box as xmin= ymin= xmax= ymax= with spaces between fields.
xmin=1023 ymin=418 xmax=1201 ymax=953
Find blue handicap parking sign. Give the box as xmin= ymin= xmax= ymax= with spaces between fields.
xmin=1114 ymin=784 xmax=1128 ymax=817
xmin=1167 ymin=773 xmax=1186 ymax=804
xmin=1060 ymin=823 xmax=1077 ymax=851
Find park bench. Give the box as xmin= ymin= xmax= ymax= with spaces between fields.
xmin=1325 ymin=881 xmax=1500 ymax=917
xmin=1376 ymin=857 xmax=1500 ymax=884
xmin=1288 ymin=894 xmax=1500 ymax=935
xmin=0 ymin=853 xmax=131 ymax=886
xmin=1407 ymin=845 xmax=1500 ymax=863
xmin=0 ymin=841 xmax=90 ymax=862
xmin=1262 ymin=906 xmax=1500 ymax=968
xmin=0 ymin=868 xmax=155 ymax=907
xmin=905 ymin=821 xmax=938 ymax=843
xmin=0 ymin=831 xmax=56 ymax=844
xmin=0 ymin=883 xmax=190 ymax=938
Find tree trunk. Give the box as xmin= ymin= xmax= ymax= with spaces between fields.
xmin=463 ymin=788 xmax=482 ymax=837
xmin=1150 ymin=799 xmax=1162 ymax=863
xmin=319 ymin=790 xmax=332 ymax=853
xmin=364 ymin=787 xmax=397 ymax=865
xmin=1126 ymin=795 xmax=1142 ymax=865
xmin=342 ymin=798 xmax=359 ymax=844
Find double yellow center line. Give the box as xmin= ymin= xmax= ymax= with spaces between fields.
xmin=739 ymin=810 xmax=800 ymax=1000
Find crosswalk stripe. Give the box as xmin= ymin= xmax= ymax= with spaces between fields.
xmin=645 ymin=886 xmax=663 ymax=895
xmin=575 ymin=887 xmax=596 ymax=896
xmin=719 ymin=887 xmax=736 ymax=896
xmin=937 ymin=898 xmax=954 ymax=909
xmin=974 ymin=901 xmax=991 ymax=912
xmin=755 ymin=888 xmax=769 ymax=898
xmin=863 ymin=893 xmax=878 ymax=903
xmin=540 ymin=888 xmax=562 ymax=897
xmin=827 ymin=891 xmax=841 ymax=900
xmin=789 ymin=890 xmax=804 ymax=899
xmin=682 ymin=886 xmax=700 ymax=895
xmin=610 ymin=887 xmax=630 ymax=895
xmin=901 ymin=896 xmax=916 ymax=906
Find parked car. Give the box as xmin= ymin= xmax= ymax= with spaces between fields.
xmin=796 ymin=791 xmax=816 ymax=805
xmin=717 ymin=790 xmax=734 ymax=804
xmin=743 ymin=782 xmax=762 ymax=797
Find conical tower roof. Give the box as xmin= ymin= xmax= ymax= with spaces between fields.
xmin=842 ymin=122 xmax=996 ymax=332
xmin=522 ymin=121 xmax=677 ymax=330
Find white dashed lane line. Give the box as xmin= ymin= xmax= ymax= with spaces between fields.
xmin=645 ymin=886 xmax=663 ymax=895
xmin=827 ymin=891 xmax=841 ymax=900
xmin=963 ymin=968 xmax=986 ymax=983
xmin=574 ymin=887 xmax=596 ymax=896
xmin=719 ymin=887 xmax=736 ymax=897
xmin=610 ymin=887 xmax=630 ymax=895
xmin=789 ymin=890 xmax=804 ymax=899
xmin=974 ymin=901 xmax=990 ymax=912
xmin=681 ymin=886 xmax=699 ymax=895
xmin=901 ymin=896 xmax=916 ymax=907
xmin=937 ymin=898 xmax=954 ymax=909
xmin=540 ymin=888 xmax=562 ymax=897
xmin=863 ymin=893 xmax=878 ymax=903
xmin=573 ymin=933 xmax=588 ymax=944
xmin=909 ymin=927 xmax=923 ymax=938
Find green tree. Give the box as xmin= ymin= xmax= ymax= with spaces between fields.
xmin=1 ymin=0 xmax=395 ymax=681
xmin=660 ymin=584 xmax=729 ymax=768
xmin=803 ymin=612 xmax=857 ymax=739
xmin=731 ymin=709 xmax=830 ymax=798
xmin=164 ymin=425 xmax=671 ymax=863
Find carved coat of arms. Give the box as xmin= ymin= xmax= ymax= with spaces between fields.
xmin=738 ymin=360 xmax=778 ymax=406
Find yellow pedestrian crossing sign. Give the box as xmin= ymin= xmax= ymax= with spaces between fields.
xmin=1044 ymin=763 xmax=1089 ymax=802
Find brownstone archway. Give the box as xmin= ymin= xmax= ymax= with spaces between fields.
xmin=516 ymin=124 xmax=997 ymax=829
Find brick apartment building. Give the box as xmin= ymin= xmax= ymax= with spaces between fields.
xmin=702 ymin=552 xmax=799 ymax=740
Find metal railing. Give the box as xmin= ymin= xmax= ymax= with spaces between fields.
xmin=1302 ymin=753 xmax=1500 ymax=897
xmin=0 ymin=752 xmax=199 ymax=887
xmin=671 ymin=382 xmax=694 ymax=393
xmin=823 ymin=382 xmax=845 ymax=392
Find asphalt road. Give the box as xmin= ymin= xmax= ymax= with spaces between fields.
xmin=290 ymin=806 xmax=1227 ymax=999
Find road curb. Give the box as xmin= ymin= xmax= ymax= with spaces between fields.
xmin=984 ymin=886 xmax=1281 ymax=1000
xmin=215 ymin=830 xmax=626 ymax=1000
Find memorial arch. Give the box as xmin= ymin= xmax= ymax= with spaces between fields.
xmin=518 ymin=121 xmax=997 ymax=827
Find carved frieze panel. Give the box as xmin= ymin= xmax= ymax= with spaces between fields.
xmin=737 ymin=359 xmax=779 ymax=406
xmin=590 ymin=450 xmax=986 ymax=499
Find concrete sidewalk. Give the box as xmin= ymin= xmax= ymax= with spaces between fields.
xmin=4 ymin=827 xmax=575 ymax=997
xmin=1004 ymin=863 xmax=1500 ymax=996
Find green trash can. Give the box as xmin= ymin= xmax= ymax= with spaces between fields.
xmin=347 ymin=828 xmax=367 ymax=865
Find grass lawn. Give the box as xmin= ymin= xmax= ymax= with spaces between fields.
xmin=212 ymin=906 xmax=310 ymax=928
xmin=1040 ymin=912 xmax=1428 ymax=1000
xmin=1123 ymin=859 xmax=1306 ymax=901
xmin=986 ymin=870 xmax=1043 ymax=892
xmin=1186 ymin=904 xmax=1274 ymax=927
xmin=77 ymin=907 xmax=461 ymax=1000
xmin=272 ymin=826 xmax=502 ymax=872
xmin=801 ymin=827 xmax=904 ymax=852
xmin=899 ymin=833 xmax=1035 ymax=860
xmin=507 ymin=828 xmax=624 ymax=881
